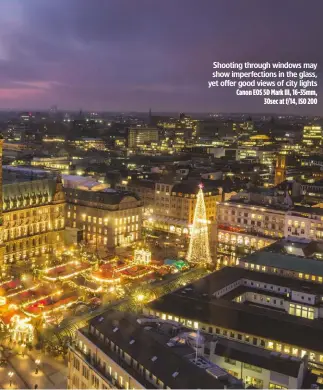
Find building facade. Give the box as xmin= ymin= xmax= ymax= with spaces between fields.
xmin=302 ymin=125 xmax=322 ymax=147
xmin=216 ymin=200 xmax=323 ymax=267
xmin=146 ymin=266 xmax=323 ymax=376
xmin=127 ymin=128 xmax=159 ymax=148
xmin=65 ymin=189 xmax=143 ymax=250
xmin=0 ymin=157 xmax=65 ymax=275
xmin=147 ymin=182 xmax=221 ymax=237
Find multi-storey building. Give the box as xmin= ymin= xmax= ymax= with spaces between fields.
xmin=127 ymin=127 xmax=159 ymax=148
xmin=237 ymin=147 xmax=277 ymax=166
xmin=0 ymin=159 xmax=65 ymax=274
xmin=2 ymin=177 xmax=65 ymax=268
xmin=216 ymin=200 xmax=285 ymax=265
xmin=216 ymin=198 xmax=323 ymax=266
xmin=302 ymin=125 xmax=322 ymax=147
xmin=125 ymin=179 xmax=221 ymax=237
xmin=299 ymin=180 xmax=323 ymax=203
xmin=71 ymin=138 xmax=106 ymax=151
xmin=146 ymin=264 xmax=323 ymax=384
xmin=31 ymin=156 xmax=72 ymax=172
xmin=145 ymin=182 xmax=221 ymax=237
xmin=68 ymin=311 xmax=240 ymax=390
xmin=65 ymin=188 xmax=143 ymax=250
xmin=126 ymin=180 xmax=155 ymax=212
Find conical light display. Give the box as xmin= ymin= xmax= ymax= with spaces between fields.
xmin=187 ymin=184 xmax=212 ymax=266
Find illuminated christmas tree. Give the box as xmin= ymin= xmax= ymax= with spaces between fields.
xmin=187 ymin=184 xmax=212 ymax=266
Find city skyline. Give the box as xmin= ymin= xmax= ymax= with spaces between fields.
xmin=0 ymin=0 xmax=322 ymax=114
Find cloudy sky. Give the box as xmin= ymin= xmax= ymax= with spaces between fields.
xmin=0 ymin=0 xmax=322 ymax=113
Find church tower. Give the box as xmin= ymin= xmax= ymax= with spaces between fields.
xmin=274 ymin=154 xmax=286 ymax=186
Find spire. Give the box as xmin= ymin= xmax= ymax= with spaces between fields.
xmin=186 ymin=185 xmax=212 ymax=266
xmin=148 ymin=108 xmax=152 ymax=125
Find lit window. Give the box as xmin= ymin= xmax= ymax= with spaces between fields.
xmin=284 ymin=346 xmax=290 ymax=354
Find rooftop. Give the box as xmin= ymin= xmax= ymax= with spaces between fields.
xmin=147 ymin=267 xmax=323 ymax=353
xmin=64 ymin=187 xmax=141 ymax=206
xmin=80 ymin=311 xmax=242 ymax=389
xmin=242 ymin=239 xmax=323 ymax=276
xmin=212 ymin=335 xmax=303 ymax=378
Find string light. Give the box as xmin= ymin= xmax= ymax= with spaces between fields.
xmin=187 ymin=186 xmax=212 ymax=266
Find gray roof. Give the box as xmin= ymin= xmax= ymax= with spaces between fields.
xmin=84 ymin=312 xmax=225 ymax=389
xmin=64 ymin=188 xmax=141 ymax=206
xmin=213 ymin=336 xmax=303 ymax=378
xmin=243 ymin=249 xmax=323 ymax=276
xmin=148 ymin=268 xmax=323 ymax=353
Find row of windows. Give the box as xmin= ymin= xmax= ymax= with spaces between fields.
xmin=225 ymin=359 xmax=262 ymax=374
xmin=244 ymin=262 xmax=323 ymax=284
xmin=3 ymin=220 xmax=64 ymax=240
xmin=151 ymin=310 xmax=322 ymax=363
xmin=87 ymin=329 xmax=165 ymax=389
xmin=4 ymin=207 xmax=54 ymax=220
xmin=289 ymin=304 xmax=315 ymax=320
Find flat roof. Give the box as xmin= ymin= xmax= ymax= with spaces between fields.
xmin=181 ymin=266 xmax=323 ymax=296
xmin=213 ymin=336 xmax=303 ymax=378
xmin=243 ymin=250 xmax=323 ymax=276
xmin=83 ymin=312 xmax=228 ymax=389
xmin=147 ymin=268 xmax=323 ymax=353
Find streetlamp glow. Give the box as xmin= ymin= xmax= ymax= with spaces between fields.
xmin=35 ymin=359 xmax=41 ymax=374
xmin=8 ymin=371 xmax=14 ymax=387
xmin=136 ymin=294 xmax=144 ymax=302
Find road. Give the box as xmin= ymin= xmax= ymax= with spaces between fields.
xmin=0 ymin=348 xmax=67 ymax=389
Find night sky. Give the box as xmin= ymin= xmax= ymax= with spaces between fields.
xmin=0 ymin=0 xmax=322 ymax=114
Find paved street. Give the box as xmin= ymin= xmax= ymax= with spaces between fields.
xmin=0 ymin=350 xmax=67 ymax=389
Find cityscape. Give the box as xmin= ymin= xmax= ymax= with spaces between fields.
xmin=1 ymin=0 xmax=323 ymax=389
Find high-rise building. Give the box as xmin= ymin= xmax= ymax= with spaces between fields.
xmin=302 ymin=125 xmax=323 ymax=147
xmin=127 ymin=127 xmax=159 ymax=148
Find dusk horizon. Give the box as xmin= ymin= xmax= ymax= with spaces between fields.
xmin=1 ymin=0 xmax=322 ymax=114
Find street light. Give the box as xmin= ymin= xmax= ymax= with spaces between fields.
xmin=35 ymin=359 xmax=40 ymax=374
xmin=8 ymin=371 xmax=14 ymax=387
xmin=21 ymin=343 xmax=26 ymax=357
xmin=136 ymin=294 xmax=144 ymax=302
